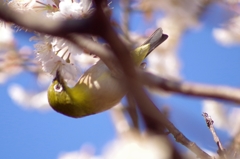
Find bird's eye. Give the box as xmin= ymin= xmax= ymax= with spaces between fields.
xmin=54 ymin=83 xmax=63 ymax=92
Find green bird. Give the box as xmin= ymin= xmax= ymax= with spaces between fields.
xmin=47 ymin=28 xmax=168 ymax=118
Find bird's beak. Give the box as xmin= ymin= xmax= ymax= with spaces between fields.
xmin=53 ymin=70 xmax=64 ymax=84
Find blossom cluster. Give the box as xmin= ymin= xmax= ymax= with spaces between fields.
xmin=8 ymin=0 xmax=96 ymax=82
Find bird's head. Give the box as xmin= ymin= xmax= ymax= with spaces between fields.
xmin=47 ymin=70 xmax=76 ymax=117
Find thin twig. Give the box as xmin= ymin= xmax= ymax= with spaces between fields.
xmin=202 ymin=112 xmax=226 ymax=159
xmin=139 ymin=71 xmax=240 ymax=104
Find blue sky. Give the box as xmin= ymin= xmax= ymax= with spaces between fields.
xmin=1 ymin=2 xmax=240 ymax=159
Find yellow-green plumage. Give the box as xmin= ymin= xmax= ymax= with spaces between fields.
xmin=48 ymin=28 xmax=168 ymax=118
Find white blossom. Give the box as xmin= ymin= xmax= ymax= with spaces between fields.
xmin=32 ymin=35 xmax=80 ymax=82
xmin=139 ymin=0 xmax=208 ymax=28
xmin=0 ymin=24 xmax=14 ymax=50
xmin=103 ymin=132 xmax=172 ymax=159
xmin=51 ymin=0 xmax=94 ymax=19
xmin=58 ymin=145 xmax=101 ymax=159
xmin=57 ymin=132 xmax=171 ymax=159
xmin=213 ymin=16 xmax=240 ymax=46
xmin=43 ymin=54 xmax=79 ymax=81
xmin=147 ymin=50 xmax=180 ymax=79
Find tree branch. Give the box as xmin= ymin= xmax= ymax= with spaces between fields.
xmin=202 ymin=112 xmax=226 ymax=158
xmin=140 ymin=71 xmax=240 ymax=104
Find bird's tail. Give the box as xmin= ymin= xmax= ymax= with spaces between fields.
xmin=142 ymin=28 xmax=168 ymax=57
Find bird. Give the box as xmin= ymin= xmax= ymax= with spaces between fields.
xmin=47 ymin=28 xmax=168 ymax=118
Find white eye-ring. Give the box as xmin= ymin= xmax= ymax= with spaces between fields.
xmin=54 ymin=83 xmax=63 ymax=92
